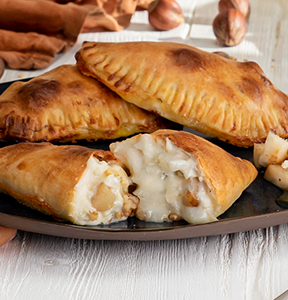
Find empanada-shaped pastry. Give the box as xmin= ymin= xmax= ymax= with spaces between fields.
xmin=0 ymin=143 xmax=139 ymax=225
xmin=76 ymin=41 xmax=288 ymax=147
xmin=0 ymin=64 xmax=172 ymax=142
xmin=110 ymin=130 xmax=257 ymax=224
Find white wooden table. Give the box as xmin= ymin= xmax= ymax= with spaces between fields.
xmin=1 ymin=1 xmax=288 ymax=299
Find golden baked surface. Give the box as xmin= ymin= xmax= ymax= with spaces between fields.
xmin=0 ymin=64 xmax=171 ymax=142
xmin=151 ymin=129 xmax=258 ymax=214
xmin=0 ymin=142 xmax=138 ymax=225
xmin=110 ymin=129 xmax=257 ymax=223
xmin=76 ymin=41 xmax=288 ymax=147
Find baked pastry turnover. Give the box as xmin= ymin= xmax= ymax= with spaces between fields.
xmin=110 ymin=130 xmax=257 ymax=224
xmin=76 ymin=41 xmax=288 ymax=147
xmin=0 ymin=143 xmax=139 ymax=225
xmin=0 ymin=64 xmax=171 ymax=142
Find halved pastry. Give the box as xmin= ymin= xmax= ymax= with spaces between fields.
xmin=0 ymin=64 xmax=172 ymax=142
xmin=0 ymin=142 xmax=139 ymax=225
xmin=76 ymin=41 xmax=288 ymax=147
xmin=110 ymin=130 xmax=257 ymax=224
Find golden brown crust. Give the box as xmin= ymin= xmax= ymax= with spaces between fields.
xmin=0 ymin=182 xmax=57 ymax=217
xmin=76 ymin=41 xmax=288 ymax=147
xmin=0 ymin=64 xmax=172 ymax=143
xmin=0 ymin=142 xmax=126 ymax=222
xmin=151 ymin=130 xmax=258 ymax=215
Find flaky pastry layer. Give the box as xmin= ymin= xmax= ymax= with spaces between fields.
xmin=110 ymin=130 xmax=257 ymax=223
xmin=0 ymin=64 xmax=172 ymax=142
xmin=0 ymin=143 xmax=138 ymax=225
xmin=76 ymin=41 xmax=288 ymax=147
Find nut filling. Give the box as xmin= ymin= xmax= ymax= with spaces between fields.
xmin=72 ymin=156 xmax=136 ymax=225
xmin=110 ymin=134 xmax=217 ymax=224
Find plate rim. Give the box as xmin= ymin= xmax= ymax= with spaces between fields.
xmin=1 ymin=209 xmax=288 ymax=241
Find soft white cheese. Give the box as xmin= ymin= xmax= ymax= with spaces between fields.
xmin=111 ymin=134 xmax=217 ymax=224
xmin=71 ymin=156 xmax=127 ymax=225
xmin=282 ymin=160 xmax=288 ymax=169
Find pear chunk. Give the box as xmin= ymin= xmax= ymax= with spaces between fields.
xmin=257 ymin=131 xmax=288 ymax=168
xmin=264 ymin=163 xmax=288 ymax=190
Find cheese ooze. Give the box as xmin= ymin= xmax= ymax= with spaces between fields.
xmin=72 ymin=156 xmax=130 ymax=225
xmin=111 ymin=134 xmax=217 ymax=224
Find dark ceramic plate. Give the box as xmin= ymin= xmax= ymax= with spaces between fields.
xmin=0 ymin=79 xmax=287 ymax=241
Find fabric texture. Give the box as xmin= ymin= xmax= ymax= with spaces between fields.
xmin=0 ymin=0 xmax=154 ymax=70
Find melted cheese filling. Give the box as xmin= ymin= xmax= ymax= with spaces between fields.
xmin=111 ymin=134 xmax=217 ymax=224
xmin=72 ymin=156 xmax=130 ymax=225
